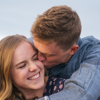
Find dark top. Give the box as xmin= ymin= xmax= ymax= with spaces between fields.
xmin=43 ymin=76 xmax=65 ymax=96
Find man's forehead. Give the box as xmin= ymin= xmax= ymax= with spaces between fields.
xmin=33 ymin=39 xmax=57 ymax=48
xmin=33 ymin=40 xmax=60 ymax=54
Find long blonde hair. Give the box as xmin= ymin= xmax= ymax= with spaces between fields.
xmin=0 ymin=35 xmax=32 ymax=100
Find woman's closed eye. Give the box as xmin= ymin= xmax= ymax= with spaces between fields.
xmin=34 ymin=57 xmax=38 ymax=60
xmin=32 ymin=55 xmax=38 ymax=60
xmin=32 ymin=52 xmax=38 ymax=61
xmin=19 ymin=64 xmax=26 ymax=68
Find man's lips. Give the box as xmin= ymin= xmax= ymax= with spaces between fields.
xmin=28 ymin=72 xmax=40 ymax=80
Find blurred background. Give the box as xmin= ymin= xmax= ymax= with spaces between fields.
xmin=0 ymin=0 xmax=100 ymax=40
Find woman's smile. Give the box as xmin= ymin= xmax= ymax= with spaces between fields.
xmin=28 ymin=72 xmax=40 ymax=80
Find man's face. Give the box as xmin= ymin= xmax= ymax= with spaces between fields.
xmin=33 ymin=40 xmax=72 ymax=68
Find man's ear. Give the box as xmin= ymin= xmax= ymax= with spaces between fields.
xmin=70 ymin=44 xmax=79 ymax=55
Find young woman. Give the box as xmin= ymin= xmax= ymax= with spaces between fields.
xmin=0 ymin=35 xmax=65 ymax=100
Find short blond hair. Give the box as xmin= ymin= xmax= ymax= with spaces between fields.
xmin=31 ymin=5 xmax=81 ymax=50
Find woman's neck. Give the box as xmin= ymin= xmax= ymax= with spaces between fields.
xmin=24 ymin=86 xmax=45 ymax=99
xmin=20 ymin=76 xmax=48 ymax=100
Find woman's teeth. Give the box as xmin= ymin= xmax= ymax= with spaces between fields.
xmin=29 ymin=73 xmax=39 ymax=80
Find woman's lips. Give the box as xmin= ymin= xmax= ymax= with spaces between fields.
xmin=28 ymin=72 xmax=40 ymax=80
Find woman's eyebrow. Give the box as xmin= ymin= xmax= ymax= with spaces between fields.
xmin=15 ymin=61 xmax=25 ymax=67
xmin=15 ymin=52 xmax=38 ymax=67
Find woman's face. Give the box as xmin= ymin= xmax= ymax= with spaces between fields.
xmin=10 ymin=41 xmax=44 ymax=91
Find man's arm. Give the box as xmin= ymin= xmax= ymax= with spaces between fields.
xmin=49 ymin=61 xmax=100 ymax=100
xmin=37 ymin=61 xmax=100 ymax=100
xmin=37 ymin=44 xmax=100 ymax=100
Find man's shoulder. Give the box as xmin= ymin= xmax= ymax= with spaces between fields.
xmin=81 ymin=36 xmax=100 ymax=44
xmin=77 ymin=36 xmax=100 ymax=51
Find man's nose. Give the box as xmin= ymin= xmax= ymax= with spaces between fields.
xmin=38 ymin=52 xmax=46 ymax=61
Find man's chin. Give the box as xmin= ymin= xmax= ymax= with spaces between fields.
xmin=44 ymin=65 xmax=53 ymax=69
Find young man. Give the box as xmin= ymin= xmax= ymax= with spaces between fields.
xmin=30 ymin=5 xmax=100 ymax=100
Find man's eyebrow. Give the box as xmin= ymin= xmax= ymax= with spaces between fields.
xmin=40 ymin=52 xmax=56 ymax=56
xmin=15 ymin=52 xmax=37 ymax=67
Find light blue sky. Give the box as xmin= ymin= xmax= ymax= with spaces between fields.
xmin=0 ymin=0 xmax=100 ymax=40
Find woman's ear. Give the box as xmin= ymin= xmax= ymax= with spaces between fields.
xmin=70 ymin=44 xmax=79 ymax=55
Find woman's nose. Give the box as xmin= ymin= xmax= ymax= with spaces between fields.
xmin=29 ymin=63 xmax=38 ymax=72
